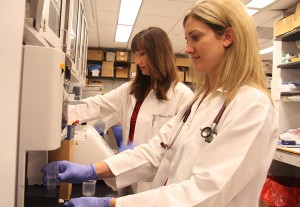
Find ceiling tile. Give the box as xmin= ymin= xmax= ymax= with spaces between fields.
xmin=253 ymin=10 xmax=282 ymax=27
xmin=88 ymin=0 xmax=299 ymax=58
xmin=97 ymin=11 xmax=118 ymax=25
xmin=95 ymin=0 xmax=120 ymax=12
xmin=140 ymin=0 xmax=194 ymax=18
xmin=98 ymin=24 xmax=116 ymax=42
xmin=135 ymin=15 xmax=181 ymax=32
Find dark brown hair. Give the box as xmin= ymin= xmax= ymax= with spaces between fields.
xmin=130 ymin=27 xmax=179 ymax=101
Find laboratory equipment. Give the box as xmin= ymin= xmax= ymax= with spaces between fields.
xmin=46 ymin=163 xmax=59 ymax=189
xmin=73 ymin=125 xmax=115 ymax=165
xmin=82 ymin=180 xmax=97 ymax=196
xmin=17 ymin=45 xmax=65 ymax=207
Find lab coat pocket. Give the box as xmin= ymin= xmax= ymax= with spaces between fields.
xmin=151 ymin=115 xmax=172 ymax=135
xmin=175 ymin=134 xmax=208 ymax=181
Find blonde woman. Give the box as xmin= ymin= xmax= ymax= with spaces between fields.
xmin=43 ymin=0 xmax=278 ymax=206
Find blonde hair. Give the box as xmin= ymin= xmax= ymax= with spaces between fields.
xmin=184 ymin=0 xmax=270 ymax=104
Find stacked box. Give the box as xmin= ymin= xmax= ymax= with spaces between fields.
xmin=294 ymin=3 xmax=300 ymax=29
xmin=116 ymin=68 xmax=129 ymax=78
xmin=175 ymin=57 xmax=190 ymax=67
xmin=101 ymin=61 xmax=114 ymax=77
xmin=274 ymin=14 xmax=295 ymax=37
xmin=87 ymin=50 xmax=104 ymax=61
xmin=116 ymin=51 xmax=128 ymax=62
xmin=106 ymin=52 xmax=116 ymax=61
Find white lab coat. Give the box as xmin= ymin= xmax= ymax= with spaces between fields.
xmin=104 ymin=86 xmax=278 ymax=207
xmin=68 ymin=82 xmax=193 ymax=145
xmin=68 ymin=81 xmax=193 ymax=192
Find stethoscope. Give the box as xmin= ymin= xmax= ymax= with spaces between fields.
xmin=160 ymin=96 xmax=226 ymax=149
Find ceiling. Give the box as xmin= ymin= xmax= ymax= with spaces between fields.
xmin=87 ymin=0 xmax=300 ymax=60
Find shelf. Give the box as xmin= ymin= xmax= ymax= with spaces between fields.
xmin=277 ymin=61 xmax=300 ymax=69
xmin=274 ymin=148 xmax=300 ymax=167
xmin=87 ymin=59 xmax=102 ymax=64
xmin=114 ymin=61 xmax=130 ymax=69
xmin=86 ymin=76 xmax=101 ymax=79
xmin=281 ymin=91 xmax=300 ymax=96
xmin=274 ymin=27 xmax=300 ymax=42
xmin=281 ymin=96 xmax=300 ymax=102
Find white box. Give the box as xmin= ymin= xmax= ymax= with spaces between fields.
xmin=106 ymin=52 xmax=116 ymax=61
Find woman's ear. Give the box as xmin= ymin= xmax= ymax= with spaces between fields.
xmin=223 ymin=27 xmax=234 ymax=48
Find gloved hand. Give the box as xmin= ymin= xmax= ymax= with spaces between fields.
xmin=119 ymin=142 xmax=136 ymax=152
xmin=41 ymin=160 xmax=97 ymax=184
xmin=64 ymin=197 xmax=111 ymax=207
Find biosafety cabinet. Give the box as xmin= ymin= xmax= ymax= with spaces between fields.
xmin=24 ymin=0 xmax=93 ymax=82
xmin=18 ymin=0 xmax=93 ymax=206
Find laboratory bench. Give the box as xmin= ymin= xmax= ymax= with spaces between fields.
xmin=58 ymin=180 xmax=133 ymax=206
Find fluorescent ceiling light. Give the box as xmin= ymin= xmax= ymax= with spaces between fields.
xmin=260 ymin=47 xmax=273 ymax=55
xmin=115 ymin=25 xmax=133 ymax=42
xmin=246 ymin=0 xmax=276 ymax=9
xmin=118 ymin=0 xmax=142 ymax=25
xmin=246 ymin=8 xmax=259 ymax=16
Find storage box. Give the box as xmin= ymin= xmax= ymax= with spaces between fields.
xmin=185 ymin=70 xmax=193 ymax=83
xmin=87 ymin=50 xmax=104 ymax=61
xmin=274 ymin=14 xmax=295 ymax=37
xmin=175 ymin=57 xmax=190 ymax=67
xmin=101 ymin=61 xmax=114 ymax=77
xmin=130 ymin=63 xmax=137 ymax=79
xmin=106 ymin=52 xmax=116 ymax=61
xmin=294 ymin=3 xmax=300 ymax=29
xmin=48 ymin=138 xmax=74 ymax=200
xmin=177 ymin=70 xmax=184 ymax=82
xmin=116 ymin=51 xmax=128 ymax=62
xmin=116 ymin=68 xmax=129 ymax=78
xmin=130 ymin=52 xmax=135 ymax=63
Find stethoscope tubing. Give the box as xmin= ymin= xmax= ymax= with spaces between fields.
xmin=161 ymin=102 xmax=226 ymax=149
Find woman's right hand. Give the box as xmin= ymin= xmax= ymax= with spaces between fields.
xmin=41 ymin=160 xmax=98 ymax=184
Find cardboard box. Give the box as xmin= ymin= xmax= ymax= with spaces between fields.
xmin=130 ymin=52 xmax=135 ymax=63
xmin=294 ymin=3 xmax=300 ymax=29
xmin=116 ymin=68 xmax=129 ymax=78
xmin=48 ymin=138 xmax=74 ymax=200
xmin=116 ymin=51 xmax=128 ymax=62
xmin=274 ymin=14 xmax=295 ymax=37
xmin=177 ymin=70 xmax=184 ymax=82
xmin=101 ymin=61 xmax=114 ymax=77
xmin=185 ymin=70 xmax=193 ymax=83
xmin=87 ymin=50 xmax=104 ymax=61
xmin=130 ymin=63 xmax=137 ymax=79
xmin=175 ymin=57 xmax=190 ymax=67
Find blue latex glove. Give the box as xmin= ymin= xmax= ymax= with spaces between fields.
xmin=118 ymin=142 xmax=136 ymax=152
xmin=64 ymin=197 xmax=111 ymax=207
xmin=41 ymin=160 xmax=97 ymax=184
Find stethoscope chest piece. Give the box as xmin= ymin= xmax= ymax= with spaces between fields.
xmin=201 ymin=126 xmax=216 ymax=143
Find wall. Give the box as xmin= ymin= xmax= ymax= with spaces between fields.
xmin=101 ymin=79 xmax=127 ymax=94
xmin=0 ymin=1 xmax=25 ymax=206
